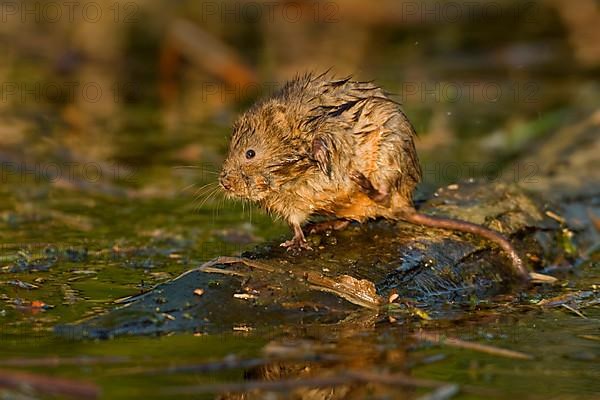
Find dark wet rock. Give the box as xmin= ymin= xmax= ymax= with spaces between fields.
xmin=64 ymin=247 xmax=88 ymax=262
xmin=59 ymin=182 xmax=563 ymax=339
xmin=6 ymin=252 xmax=57 ymax=273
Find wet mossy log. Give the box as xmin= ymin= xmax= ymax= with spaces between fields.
xmin=64 ymin=111 xmax=600 ymax=338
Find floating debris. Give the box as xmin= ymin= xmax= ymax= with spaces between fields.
xmin=4 ymin=280 xmax=39 ymax=289
xmin=411 ymin=307 xmax=432 ymax=321
xmin=529 ymin=272 xmax=558 ymax=283
xmin=162 ymin=313 xmax=176 ymax=321
xmin=545 ymin=210 xmax=566 ymax=224
xmin=233 ymin=293 xmax=257 ymax=300
xmin=233 ymin=325 xmax=253 ymax=332
xmin=578 ymin=335 xmax=600 ymax=342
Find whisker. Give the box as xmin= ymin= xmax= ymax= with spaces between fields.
xmin=245 ymin=199 xmax=249 ymax=219
xmin=193 ymin=181 xmax=217 ymax=194
xmin=191 ymin=185 xmax=217 ymax=212
xmin=213 ymin=194 xmax=219 ymax=219
xmin=192 ymin=182 xmax=218 ymax=200
xmin=249 ymin=199 xmax=253 ymax=224
xmin=213 ymin=191 xmax=224 ymax=220
xmin=173 ymin=166 xmax=220 ymax=183
xmin=172 ymin=166 xmax=219 ymax=174
xmin=196 ymin=186 xmax=220 ymax=211
xmin=179 ymin=182 xmax=197 ymax=194
xmin=218 ymin=192 xmax=226 ymax=217
xmin=172 ymin=165 xmax=201 ymax=169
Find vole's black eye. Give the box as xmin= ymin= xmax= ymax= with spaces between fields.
xmin=245 ymin=149 xmax=256 ymax=159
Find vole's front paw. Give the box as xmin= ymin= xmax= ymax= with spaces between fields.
xmin=280 ymin=238 xmax=313 ymax=252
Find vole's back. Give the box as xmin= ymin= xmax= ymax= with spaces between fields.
xmin=275 ymin=73 xmax=422 ymax=217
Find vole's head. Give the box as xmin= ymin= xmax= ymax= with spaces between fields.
xmin=220 ymin=100 xmax=309 ymax=202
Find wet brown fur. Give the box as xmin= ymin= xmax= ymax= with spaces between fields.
xmin=221 ymin=73 xmax=419 ymax=221
xmin=220 ymin=72 xmax=528 ymax=280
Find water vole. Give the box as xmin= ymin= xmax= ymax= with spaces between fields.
xmin=219 ymin=72 xmax=528 ymax=280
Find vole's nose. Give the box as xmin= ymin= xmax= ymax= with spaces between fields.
xmin=219 ymin=171 xmax=232 ymax=191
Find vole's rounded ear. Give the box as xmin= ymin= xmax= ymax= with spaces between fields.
xmin=311 ymin=137 xmax=332 ymax=177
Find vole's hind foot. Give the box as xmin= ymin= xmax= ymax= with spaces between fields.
xmin=280 ymin=238 xmax=313 ymax=252
xmin=281 ymin=223 xmax=313 ymax=252
xmin=306 ymin=219 xmax=350 ymax=234
xmin=349 ymin=171 xmax=390 ymax=205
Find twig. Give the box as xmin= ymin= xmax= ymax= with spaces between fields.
xmin=0 ymin=368 xmax=99 ymax=399
xmin=561 ymin=303 xmax=588 ymax=319
xmin=412 ymin=332 xmax=534 ymax=360
xmin=528 ymin=272 xmax=558 ymax=284
xmin=207 ymin=256 xmax=275 ymax=272
xmin=108 ymin=358 xmax=268 ymax=376
xmin=198 ymin=266 xmax=247 ymax=277
xmin=0 ymin=356 xmax=127 ymax=367
xmin=180 ymin=256 xmax=274 ymax=279
xmin=114 ymin=256 xmax=273 ymax=304
xmin=306 ymin=273 xmax=381 ymax=310
xmin=417 ymin=384 xmax=460 ymax=400
xmin=578 ymin=335 xmax=600 ymax=342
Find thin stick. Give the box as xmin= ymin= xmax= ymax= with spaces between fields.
xmin=0 ymin=356 xmax=127 ymax=367
xmin=0 ymin=368 xmax=99 ymax=399
xmin=174 ymin=256 xmax=274 ymax=280
xmin=198 ymin=266 xmax=247 ymax=277
xmin=412 ymin=332 xmax=534 ymax=360
xmin=114 ymin=256 xmax=273 ymax=304
xmin=561 ymin=303 xmax=588 ymax=319
xmin=203 ymin=256 xmax=275 ymax=272
xmin=417 ymin=384 xmax=460 ymax=400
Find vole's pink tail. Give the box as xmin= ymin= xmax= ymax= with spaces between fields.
xmin=402 ymin=212 xmax=529 ymax=281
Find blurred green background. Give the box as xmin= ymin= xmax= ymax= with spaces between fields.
xmin=0 ymin=1 xmax=599 ymax=398
xmin=2 ymin=0 xmax=599 ymax=191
